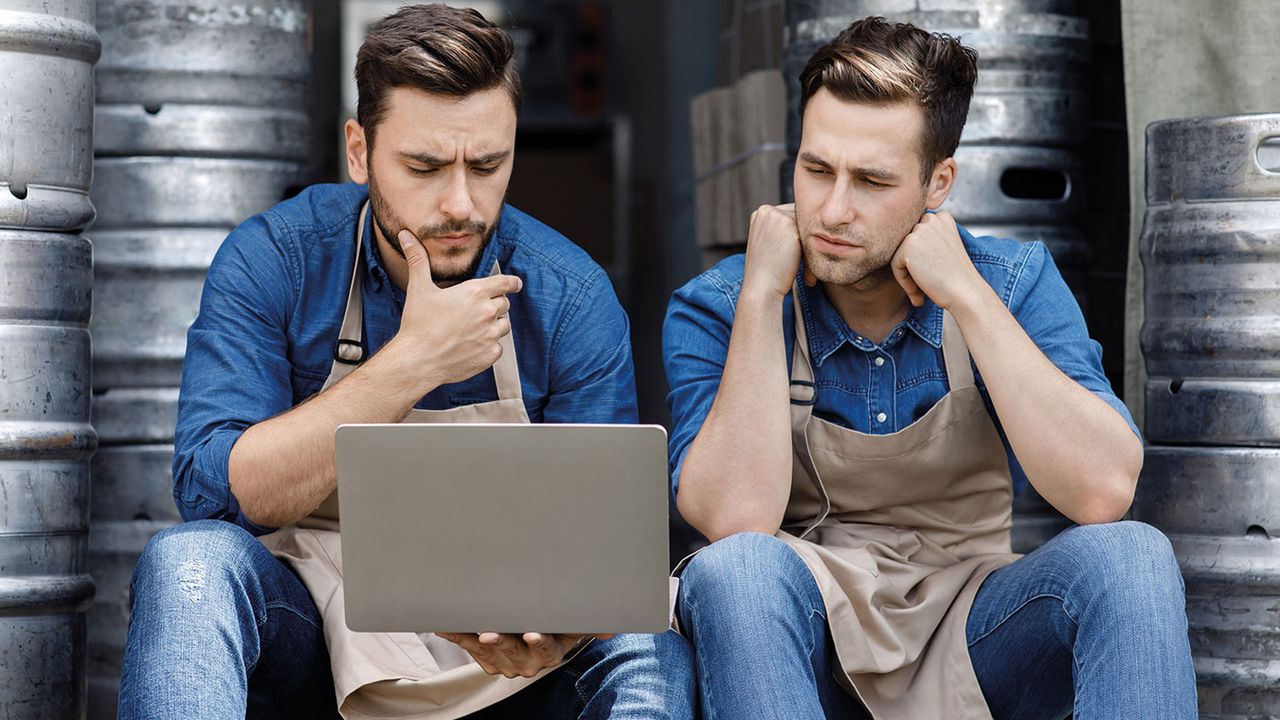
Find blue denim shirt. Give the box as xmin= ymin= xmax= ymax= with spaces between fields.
xmin=663 ymin=226 xmax=1139 ymax=497
xmin=173 ymin=183 xmax=637 ymax=534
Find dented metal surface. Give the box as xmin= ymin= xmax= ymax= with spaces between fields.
xmin=0 ymin=1 xmax=101 ymax=231
xmin=1142 ymin=115 xmax=1280 ymax=445
xmin=1136 ymin=447 xmax=1280 ymax=717
xmin=0 ymin=229 xmax=96 ymax=718
xmin=90 ymin=229 xmax=223 ymax=390
xmin=94 ymin=0 xmax=309 ymax=107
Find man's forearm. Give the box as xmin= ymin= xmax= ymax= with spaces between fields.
xmin=950 ymin=285 xmax=1143 ymax=524
xmin=229 ymin=338 xmax=438 ymax=528
xmin=677 ymin=287 xmax=795 ymax=541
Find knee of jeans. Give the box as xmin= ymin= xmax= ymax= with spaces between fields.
xmin=1058 ymin=521 xmax=1185 ymax=606
xmin=594 ymin=631 xmax=693 ymax=674
xmin=132 ymin=520 xmax=262 ymax=605
xmin=679 ymin=531 xmax=806 ymax=608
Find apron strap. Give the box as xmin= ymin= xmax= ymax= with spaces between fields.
xmin=488 ymin=259 xmax=523 ymax=402
xmin=788 ymin=282 xmax=832 ymax=538
xmin=322 ymin=202 xmax=372 ymax=391
xmin=940 ymin=310 xmax=975 ymax=391
xmin=321 ymin=201 xmax=523 ymax=403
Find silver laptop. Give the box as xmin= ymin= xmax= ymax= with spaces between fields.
xmin=334 ymin=423 xmax=671 ymax=635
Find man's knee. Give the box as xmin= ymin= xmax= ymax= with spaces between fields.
xmin=678 ymin=531 xmax=814 ymax=625
xmin=132 ymin=519 xmax=266 ymax=606
xmin=1053 ymin=521 xmax=1185 ymax=608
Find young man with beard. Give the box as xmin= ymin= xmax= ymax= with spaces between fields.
xmin=663 ymin=18 xmax=1197 ymax=720
xmin=117 ymin=5 xmax=693 ymax=719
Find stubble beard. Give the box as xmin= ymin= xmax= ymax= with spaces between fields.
xmin=801 ymin=227 xmax=898 ymax=290
xmin=800 ymin=209 xmax=923 ymax=291
xmin=366 ymin=168 xmax=495 ymax=284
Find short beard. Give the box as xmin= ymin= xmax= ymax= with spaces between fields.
xmin=367 ymin=168 xmax=495 ymax=284
xmin=801 ymin=232 xmax=898 ymax=289
xmin=800 ymin=210 xmax=922 ymax=290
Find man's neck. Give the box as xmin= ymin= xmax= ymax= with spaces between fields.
xmin=820 ymin=272 xmax=913 ymax=346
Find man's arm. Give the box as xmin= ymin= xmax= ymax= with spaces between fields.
xmin=671 ymin=205 xmax=813 ymax=542
xmin=892 ymin=212 xmax=1143 ymax=524
xmin=229 ymin=230 xmax=521 ymax=528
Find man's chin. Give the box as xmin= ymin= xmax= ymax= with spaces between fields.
xmin=426 ymin=247 xmax=485 ymax=284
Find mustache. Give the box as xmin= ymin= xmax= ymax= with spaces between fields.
xmin=415 ymin=218 xmax=488 ymax=240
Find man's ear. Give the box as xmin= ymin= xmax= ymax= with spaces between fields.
xmin=924 ymin=156 xmax=957 ymax=211
xmin=345 ymin=119 xmax=370 ymax=184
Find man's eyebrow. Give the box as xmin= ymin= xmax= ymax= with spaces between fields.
xmin=854 ymin=166 xmax=901 ymax=182
xmin=799 ymin=151 xmax=832 ymax=168
xmin=398 ymin=149 xmax=512 ymax=166
xmin=800 ymin=151 xmax=901 ymax=182
xmin=468 ymin=149 xmax=512 ymax=166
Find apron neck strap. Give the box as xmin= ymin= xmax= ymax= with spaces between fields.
xmin=322 ymin=201 xmax=523 ymax=402
xmin=940 ymin=311 xmax=974 ymax=391
xmin=788 ymin=283 xmax=818 ymax=406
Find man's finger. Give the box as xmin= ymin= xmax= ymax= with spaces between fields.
xmin=398 ymin=230 xmax=438 ymax=290
xmin=891 ymin=255 xmax=924 ymax=308
xmin=452 ymin=632 xmax=522 ymax=676
xmin=523 ymin=633 xmax=565 ymax=666
xmin=469 ymin=273 xmax=523 ymax=299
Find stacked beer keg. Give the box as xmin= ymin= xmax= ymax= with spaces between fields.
xmin=783 ymin=0 xmax=1089 ymax=551
xmin=87 ymin=1 xmax=312 ymax=715
xmin=1133 ymin=113 xmax=1280 ymax=719
xmin=0 ymin=1 xmax=100 ymax=718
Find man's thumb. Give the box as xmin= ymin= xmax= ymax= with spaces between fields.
xmin=397 ymin=230 xmax=436 ymax=287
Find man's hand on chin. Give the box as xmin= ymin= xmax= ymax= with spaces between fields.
xmin=435 ymin=631 xmax=615 ymax=678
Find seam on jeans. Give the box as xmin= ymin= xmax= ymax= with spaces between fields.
xmin=965 ymin=592 xmax=1079 ymax=648
xmin=684 ymin=587 xmax=717 ymax=720
xmin=260 ymin=600 xmax=323 ymax=632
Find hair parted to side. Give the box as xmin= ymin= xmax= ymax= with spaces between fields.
xmin=355 ymin=3 xmax=521 ymax=144
xmin=799 ymin=16 xmax=978 ymax=181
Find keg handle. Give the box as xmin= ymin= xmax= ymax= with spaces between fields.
xmin=1254 ymin=131 xmax=1280 ymax=177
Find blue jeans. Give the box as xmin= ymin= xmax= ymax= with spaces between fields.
xmin=118 ymin=520 xmax=695 ymax=720
xmin=676 ymin=522 xmax=1198 ymax=720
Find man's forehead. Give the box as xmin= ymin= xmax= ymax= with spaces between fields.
xmin=801 ymin=93 xmax=923 ymax=170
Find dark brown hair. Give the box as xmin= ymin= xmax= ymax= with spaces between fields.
xmin=799 ymin=16 xmax=978 ymax=180
xmin=355 ymin=3 xmax=521 ymax=144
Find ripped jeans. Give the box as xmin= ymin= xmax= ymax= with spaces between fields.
xmin=117 ymin=519 xmax=695 ymax=720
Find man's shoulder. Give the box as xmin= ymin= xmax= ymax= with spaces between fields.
xmin=958 ymin=224 xmax=1051 ymax=306
xmin=260 ymin=183 xmax=366 ymax=242
xmin=495 ymin=204 xmax=609 ymax=286
xmin=671 ymin=253 xmax=746 ymax=315
xmin=219 ymin=183 xmax=364 ymax=257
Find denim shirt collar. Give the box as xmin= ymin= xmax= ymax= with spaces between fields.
xmin=359 ymin=193 xmax=510 ymax=298
xmin=795 ymin=272 xmax=944 ymax=367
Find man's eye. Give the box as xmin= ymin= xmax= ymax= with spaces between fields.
xmin=408 ymin=167 xmax=437 ymax=176
xmin=865 ymin=179 xmax=888 ymax=188
xmin=472 ymin=166 xmax=499 ymax=176
xmin=806 ymin=166 xmax=830 ymax=176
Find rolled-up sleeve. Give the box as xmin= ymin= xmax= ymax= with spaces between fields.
xmin=662 ymin=265 xmax=741 ymax=495
xmin=171 ymin=215 xmax=297 ymax=534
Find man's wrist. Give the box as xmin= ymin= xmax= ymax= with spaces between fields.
xmin=370 ymin=335 xmax=443 ymax=397
xmin=947 ymin=278 xmax=1001 ymax=326
xmin=739 ymin=277 xmax=791 ymax=308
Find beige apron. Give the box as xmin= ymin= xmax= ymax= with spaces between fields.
xmin=721 ymin=284 xmax=1019 ymax=719
xmin=257 ymin=203 xmax=548 ymax=720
